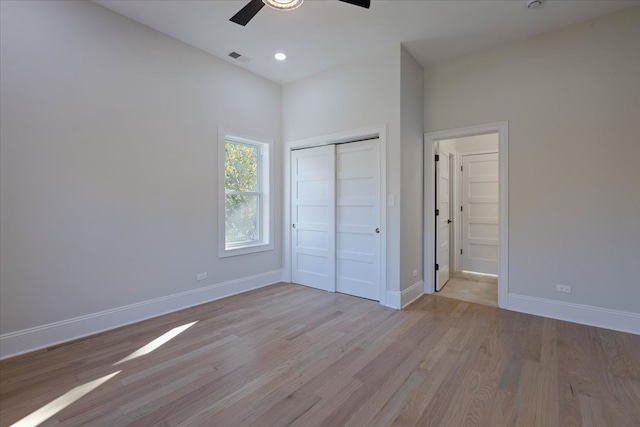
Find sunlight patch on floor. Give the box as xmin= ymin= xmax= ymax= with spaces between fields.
xmin=10 ymin=371 xmax=121 ymax=427
xmin=114 ymin=321 xmax=198 ymax=365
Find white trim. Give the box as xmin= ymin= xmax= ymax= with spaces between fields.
xmin=283 ymin=124 xmax=388 ymax=307
xmin=457 ymin=149 xmax=499 ymax=156
xmin=385 ymin=290 xmax=400 ymax=310
xmin=452 ymin=152 xmax=461 ymax=272
xmin=424 ymin=122 xmax=509 ymax=309
xmin=401 ymin=280 xmax=424 ymax=308
xmin=218 ymin=127 xmax=274 ymax=258
xmin=508 ymin=294 xmax=640 ymax=335
xmin=385 ymin=280 xmax=424 ymax=310
xmin=0 ymin=270 xmax=283 ymax=360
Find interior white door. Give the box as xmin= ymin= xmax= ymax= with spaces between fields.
xmin=462 ymin=152 xmax=499 ymax=275
xmin=291 ymin=145 xmax=336 ymax=291
xmin=335 ymin=139 xmax=381 ymax=301
xmin=436 ymin=148 xmax=452 ymax=291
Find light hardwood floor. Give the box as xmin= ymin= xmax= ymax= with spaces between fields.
xmin=437 ymin=272 xmax=498 ymax=307
xmin=1 ymin=283 xmax=639 ymax=426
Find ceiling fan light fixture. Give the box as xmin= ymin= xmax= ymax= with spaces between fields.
xmin=263 ymin=0 xmax=303 ymax=11
xmin=526 ymin=0 xmax=544 ymax=9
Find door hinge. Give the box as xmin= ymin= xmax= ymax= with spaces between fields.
xmin=435 ymin=263 xmax=439 ymax=271
xmin=461 ymin=249 xmax=463 ymax=255
xmin=461 ymin=165 xmax=463 ymax=172
xmin=435 ymin=154 xmax=440 ymax=162
xmin=435 ymin=209 xmax=439 ymax=216
xmin=460 ymin=206 xmax=463 ymax=212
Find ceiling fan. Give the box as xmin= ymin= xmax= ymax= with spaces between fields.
xmin=230 ymin=0 xmax=371 ymax=26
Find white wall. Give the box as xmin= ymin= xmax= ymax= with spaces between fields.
xmin=283 ymin=47 xmax=403 ymax=296
xmin=425 ymin=7 xmax=640 ymax=313
xmin=399 ymin=47 xmax=425 ymax=292
xmin=0 ymin=0 xmax=282 ymax=340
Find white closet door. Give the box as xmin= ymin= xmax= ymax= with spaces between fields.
xmin=336 ymin=139 xmax=381 ymax=301
xmin=462 ymin=152 xmax=499 ymax=275
xmin=291 ymin=145 xmax=336 ymax=292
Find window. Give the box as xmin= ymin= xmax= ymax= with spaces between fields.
xmin=218 ymin=128 xmax=272 ymax=257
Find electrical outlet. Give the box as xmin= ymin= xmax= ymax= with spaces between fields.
xmin=412 ymin=269 xmax=418 ymax=278
xmin=556 ymin=284 xmax=571 ymax=293
xmin=197 ymin=272 xmax=207 ymax=281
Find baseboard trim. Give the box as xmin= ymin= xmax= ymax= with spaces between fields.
xmin=0 ymin=270 xmax=283 ymax=360
xmin=384 ymin=281 xmax=425 ymax=310
xmin=402 ymin=280 xmax=424 ymax=308
xmin=508 ymin=293 xmax=640 ymax=335
xmin=384 ymin=290 xmax=400 ymax=310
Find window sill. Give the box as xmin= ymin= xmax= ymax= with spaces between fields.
xmin=219 ymin=242 xmax=273 ymax=258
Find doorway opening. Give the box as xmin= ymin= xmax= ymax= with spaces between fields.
xmin=424 ymin=122 xmax=508 ymax=308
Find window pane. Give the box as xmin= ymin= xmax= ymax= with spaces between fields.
xmin=225 ymin=142 xmax=258 ymax=192
xmin=225 ymin=194 xmax=260 ymax=246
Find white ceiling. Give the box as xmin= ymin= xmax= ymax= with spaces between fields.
xmin=93 ymin=0 xmax=640 ymax=85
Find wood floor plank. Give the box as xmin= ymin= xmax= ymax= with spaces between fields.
xmin=535 ymin=317 xmax=559 ymax=427
xmin=512 ymin=359 xmax=541 ymax=426
xmin=1 ymin=283 xmax=639 ymax=427
xmin=289 ymin=378 xmax=363 ymax=427
xmin=369 ymin=368 xmax=427 ymax=427
xmin=557 ymin=321 xmax=590 ymax=427
xmin=391 ymin=349 xmax=465 ymax=427
xmin=489 ymin=388 xmax=517 ymax=426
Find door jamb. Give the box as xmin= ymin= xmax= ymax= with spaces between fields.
xmin=423 ymin=122 xmax=509 ymax=309
xmin=283 ymin=124 xmax=388 ymax=307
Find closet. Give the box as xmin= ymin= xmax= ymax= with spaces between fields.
xmin=291 ymin=139 xmax=381 ymax=301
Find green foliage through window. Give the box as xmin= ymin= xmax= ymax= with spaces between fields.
xmin=225 ymin=141 xmax=261 ymax=246
xmin=225 ymin=142 xmax=258 ymax=193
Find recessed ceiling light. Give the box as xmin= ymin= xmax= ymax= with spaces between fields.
xmin=275 ymin=52 xmax=287 ymax=61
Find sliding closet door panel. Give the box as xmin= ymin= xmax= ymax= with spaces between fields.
xmin=336 ymin=139 xmax=381 ymax=301
xmin=291 ymin=145 xmax=336 ymax=291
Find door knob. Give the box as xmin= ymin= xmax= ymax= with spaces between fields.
xmin=447 ymin=219 xmax=452 ymax=224
xmin=375 ymin=228 xmax=380 ymax=234
xmin=292 ymin=224 xmax=296 ymax=228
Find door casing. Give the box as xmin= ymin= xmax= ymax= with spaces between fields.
xmin=424 ymin=122 xmax=509 ymax=308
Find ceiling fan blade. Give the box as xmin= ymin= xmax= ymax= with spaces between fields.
xmin=338 ymin=0 xmax=371 ymax=8
xmin=230 ymin=0 xmax=265 ymax=26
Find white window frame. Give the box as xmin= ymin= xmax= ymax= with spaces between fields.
xmin=218 ymin=127 xmax=273 ymax=258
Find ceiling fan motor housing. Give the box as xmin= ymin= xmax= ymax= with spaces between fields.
xmin=527 ymin=0 xmax=544 ymax=9
xmin=263 ymin=0 xmax=304 ymax=11
xmin=231 ymin=0 xmax=371 ymax=26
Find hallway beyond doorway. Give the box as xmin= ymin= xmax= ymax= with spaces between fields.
xmin=437 ymin=272 xmax=497 ymax=307
xmin=424 ymin=121 xmax=508 ymax=308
